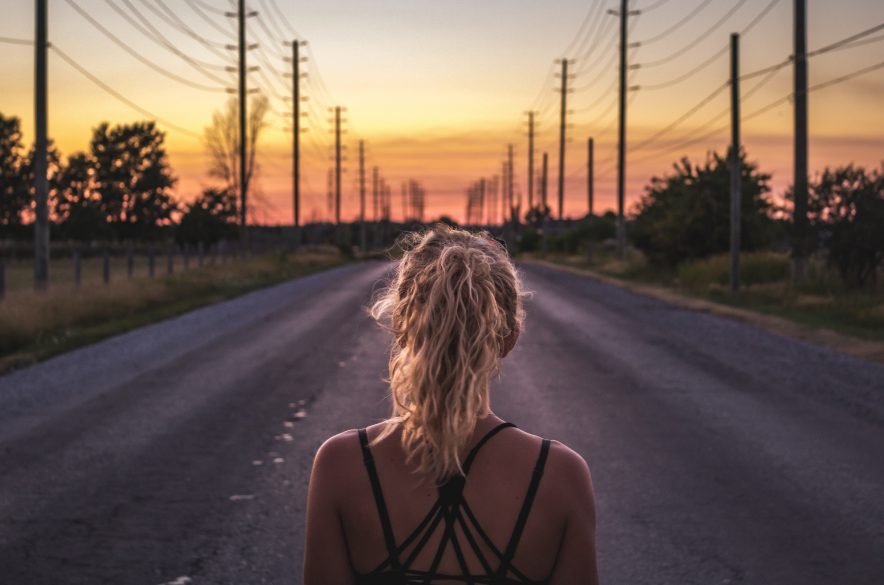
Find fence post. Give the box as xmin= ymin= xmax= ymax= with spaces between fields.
xmin=148 ymin=246 xmax=156 ymax=278
xmin=167 ymin=245 xmax=174 ymax=275
xmin=127 ymin=242 xmax=134 ymax=279
xmin=0 ymin=257 xmax=5 ymax=301
xmin=102 ymin=250 xmax=110 ymax=285
xmin=183 ymin=245 xmax=190 ymax=271
xmin=74 ymin=250 xmax=82 ymax=288
xmin=198 ymin=242 xmax=204 ymax=267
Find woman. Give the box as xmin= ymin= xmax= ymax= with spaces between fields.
xmin=304 ymin=225 xmax=598 ymax=584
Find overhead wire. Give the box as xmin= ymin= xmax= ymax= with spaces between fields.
xmin=63 ymin=0 xmax=228 ymax=92
xmin=640 ymin=0 xmax=749 ymax=68
xmin=102 ymin=0 xmax=233 ymax=76
xmin=49 ymin=44 xmax=202 ymax=139
xmin=637 ymin=0 xmax=784 ymax=90
xmin=638 ymin=0 xmax=715 ymax=45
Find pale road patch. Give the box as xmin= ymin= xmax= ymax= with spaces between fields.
xmin=524 ymin=258 xmax=884 ymax=364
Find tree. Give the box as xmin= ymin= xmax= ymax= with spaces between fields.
xmin=90 ymin=121 xmax=177 ymax=239
xmin=804 ymin=164 xmax=884 ymax=288
xmin=55 ymin=152 xmax=111 ymax=241
xmin=203 ymin=95 xmax=270 ymax=229
xmin=176 ymin=188 xmax=238 ymax=246
xmin=630 ymin=150 xmax=775 ymax=265
xmin=0 ymin=114 xmax=29 ymax=233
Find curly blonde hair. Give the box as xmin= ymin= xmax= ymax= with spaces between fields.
xmin=370 ymin=225 xmax=525 ymax=483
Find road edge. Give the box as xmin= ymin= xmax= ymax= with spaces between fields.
xmin=522 ymin=258 xmax=884 ymax=365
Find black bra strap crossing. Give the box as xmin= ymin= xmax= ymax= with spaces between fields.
xmin=358 ymin=428 xmax=401 ymax=571
xmin=496 ymin=438 xmax=551 ymax=578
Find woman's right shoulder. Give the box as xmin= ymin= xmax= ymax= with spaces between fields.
xmin=526 ymin=434 xmax=595 ymax=516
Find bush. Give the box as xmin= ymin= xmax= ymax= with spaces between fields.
xmin=677 ymin=252 xmax=789 ymax=290
xmin=630 ymin=150 xmax=776 ymax=265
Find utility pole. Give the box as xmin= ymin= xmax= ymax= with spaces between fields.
xmin=372 ymin=166 xmax=379 ymax=221
xmin=587 ymin=137 xmax=594 ymax=216
xmin=479 ymin=178 xmax=487 ymax=226
xmin=34 ymin=0 xmax=49 ymax=290
xmin=501 ymin=161 xmax=508 ymax=225
xmin=526 ymin=111 xmax=536 ymax=210
xmin=615 ymin=0 xmax=630 ymax=259
xmin=792 ymin=0 xmax=808 ymax=282
xmin=291 ymin=40 xmax=301 ymax=230
xmin=334 ymin=106 xmax=342 ymax=224
xmin=238 ymin=0 xmax=248 ymax=241
xmin=730 ymin=33 xmax=742 ymax=293
xmin=359 ymin=140 xmax=366 ymax=250
xmin=542 ymin=152 xmax=549 ymax=211
xmin=556 ymin=59 xmax=570 ymax=221
xmin=507 ymin=144 xmax=515 ymax=223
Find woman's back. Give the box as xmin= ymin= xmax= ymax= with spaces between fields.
xmin=306 ymin=416 xmax=597 ymax=583
xmin=304 ymin=227 xmax=597 ymax=583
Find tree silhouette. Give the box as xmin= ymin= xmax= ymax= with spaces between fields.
xmin=90 ymin=121 xmax=177 ymax=240
xmin=203 ymin=95 xmax=270 ymax=227
xmin=630 ymin=150 xmax=775 ymax=265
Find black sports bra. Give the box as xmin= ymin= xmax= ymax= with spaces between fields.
xmin=354 ymin=422 xmax=552 ymax=584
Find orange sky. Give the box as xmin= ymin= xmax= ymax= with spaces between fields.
xmin=1 ymin=0 xmax=882 ymax=225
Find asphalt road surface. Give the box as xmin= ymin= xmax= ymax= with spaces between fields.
xmin=1 ymin=261 xmax=882 ymax=585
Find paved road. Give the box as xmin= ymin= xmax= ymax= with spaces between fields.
xmin=1 ymin=261 xmax=882 ymax=584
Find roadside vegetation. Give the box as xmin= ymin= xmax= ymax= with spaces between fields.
xmin=512 ymin=150 xmax=884 ymax=343
xmin=0 ymin=248 xmax=348 ymax=373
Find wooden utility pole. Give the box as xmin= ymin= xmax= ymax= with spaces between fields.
xmin=507 ymin=144 xmax=515 ymax=223
xmin=479 ymin=178 xmax=487 ymax=225
xmin=792 ymin=0 xmax=809 ymax=282
xmin=542 ymin=152 xmax=549 ymax=210
xmin=238 ymin=0 xmax=248 ymax=240
xmin=372 ymin=166 xmax=379 ymax=221
xmin=527 ymin=111 xmax=536 ymax=210
xmin=359 ymin=140 xmax=366 ymax=250
xmin=587 ymin=137 xmax=594 ymax=216
xmin=730 ymin=33 xmax=742 ymax=293
xmin=334 ymin=106 xmax=341 ymax=224
xmin=501 ymin=161 xmax=508 ymax=224
xmin=616 ymin=0 xmax=629 ymax=258
xmin=34 ymin=0 xmax=49 ymax=290
xmin=291 ymin=40 xmax=301 ymax=229
xmin=556 ymin=59 xmax=569 ymax=221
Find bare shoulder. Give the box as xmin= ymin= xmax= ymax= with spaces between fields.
xmin=312 ymin=429 xmax=362 ymax=478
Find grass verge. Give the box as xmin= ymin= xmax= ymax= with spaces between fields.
xmin=524 ymin=251 xmax=884 ymax=363
xmin=0 ymin=249 xmax=350 ymax=374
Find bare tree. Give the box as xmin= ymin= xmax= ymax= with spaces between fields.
xmin=203 ymin=94 xmax=270 ymax=229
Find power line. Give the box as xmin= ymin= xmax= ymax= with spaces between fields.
xmin=264 ymin=0 xmax=301 ymax=39
xmin=140 ymin=0 xmax=233 ymax=49
xmin=631 ymin=81 xmax=729 ymax=152
xmin=0 ymin=36 xmax=32 ymax=46
xmin=49 ymin=44 xmax=202 ymax=139
xmin=102 ymin=0 xmax=233 ymax=77
xmin=640 ymin=0 xmax=749 ymax=68
xmin=637 ymin=0 xmax=784 ymax=90
xmin=809 ymin=22 xmax=884 ymax=57
xmin=183 ymin=0 xmax=237 ymax=37
xmin=638 ymin=0 xmax=715 ymax=45
xmin=561 ymin=0 xmax=605 ymax=57
xmin=63 ymin=0 xmax=228 ymax=92
xmin=640 ymin=0 xmax=674 ymax=14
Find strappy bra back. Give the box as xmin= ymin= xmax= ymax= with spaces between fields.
xmin=355 ymin=422 xmax=552 ymax=585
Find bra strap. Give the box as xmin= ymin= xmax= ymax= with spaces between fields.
xmin=462 ymin=421 xmax=516 ymax=474
xmin=496 ymin=438 xmax=551 ymax=577
xmin=358 ymin=428 xmax=401 ymax=570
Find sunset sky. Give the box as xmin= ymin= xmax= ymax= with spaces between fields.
xmin=1 ymin=0 xmax=882 ymax=225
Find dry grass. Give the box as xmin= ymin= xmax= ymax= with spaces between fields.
xmin=0 ymin=248 xmax=348 ymax=372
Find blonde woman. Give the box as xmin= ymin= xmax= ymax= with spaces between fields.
xmin=304 ymin=226 xmax=598 ymax=584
